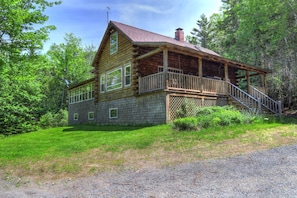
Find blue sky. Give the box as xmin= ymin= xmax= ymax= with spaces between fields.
xmin=43 ymin=0 xmax=222 ymax=52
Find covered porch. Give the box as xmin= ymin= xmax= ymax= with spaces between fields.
xmin=136 ymin=46 xmax=269 ymax=97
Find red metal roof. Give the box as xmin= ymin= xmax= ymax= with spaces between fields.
xmin=111 ymin=21 xmax=220 ymax=56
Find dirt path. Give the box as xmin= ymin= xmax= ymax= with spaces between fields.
xmin=1 ymin=144 xmax=297 ymax=197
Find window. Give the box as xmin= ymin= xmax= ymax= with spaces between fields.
xmin=124 ymin=64 xmax=131 ymax=86
xmin=70 ymin=90 xmax=75 ymax=103
xmin=99 ymin=62 xmax=131 ymax=93
xmin=73 ymin=113 xmax=78 ymax=120
xmin=110 ymin=32 xmax=118 ymax=54
xmin=109 ymin=108 xmax=118 ymax=118
xmin=100 ymin=75 xmax=105 ymax=93
xmin=106 ymin=67 xmax=122 ymax=91
xmin=69 ymin=82 xmax=94 ymax=104
xmin=88 ymin=112 xmax=94 ymax=120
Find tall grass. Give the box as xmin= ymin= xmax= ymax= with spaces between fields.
xmin=173 ymin=106 xmax=265 ymax=131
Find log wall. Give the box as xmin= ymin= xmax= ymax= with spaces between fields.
xmin=137 ymin=47 xmax=239 ymax=85
xmin=95 ymin=30 xmax=135 ymax=102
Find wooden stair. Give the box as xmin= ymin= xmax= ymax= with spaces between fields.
xmin=228 ymin=82 xmax=282 ymax=115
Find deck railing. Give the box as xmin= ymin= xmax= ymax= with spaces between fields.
xmin=139 ymin=72 xmax=228 ymax=95
xmin=202 ymin=77 xmax=227 ymax=94
xmin=167 ymin=73 xmax=202 ymax=92
xmin=139 ymin=72 xmax=165 ymax=94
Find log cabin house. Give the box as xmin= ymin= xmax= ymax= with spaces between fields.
xmin=68 ymin=21 xmax=281 ymax=125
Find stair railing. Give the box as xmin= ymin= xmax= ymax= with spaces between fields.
xmin=249 ymin=86 xmax=282 ymax=115
xmin=228 ymin=82 xmax=260 ymax=113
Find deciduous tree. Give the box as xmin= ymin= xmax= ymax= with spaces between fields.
xmin=0 ymin=0 xmax=60 ymax=135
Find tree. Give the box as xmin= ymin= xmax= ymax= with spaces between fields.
xmin=194 ymin=0 xmax=297 ymax=109
xmin=0 ymin=0 xmax=60 ymax=55
xmin=225 ymin=0 xmax=297 ymax=108
xmin=0 ymin=0 xmax=61 ymax=135
xmin=43 ymin=34 xmax=95 ymax=113
xmin=191 ymin=14 xmax=214 ymax=48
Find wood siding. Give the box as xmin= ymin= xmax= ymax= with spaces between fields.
xmin=95 ymin=30 xmax=135 ymax=102
xmin=137 ymin=47 xmax=163 ymax=77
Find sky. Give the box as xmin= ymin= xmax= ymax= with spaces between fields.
xmin=43 ymin=0 xmax=222 ymax=52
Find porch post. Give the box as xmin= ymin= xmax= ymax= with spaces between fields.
xmin=224 ymin=63 xmax=229 ymax=81
xmin=246 ymin=70 xmax=250 ymax=94
xmin=163 ymin=48 xmax=168 ymax=88
xmin=224 ymin=63 xmax=229 ymax=94
xmin=198 ymin=57 xmax=203 ymax=77
xmin=198 ymin=57 xmax=203 ymax=92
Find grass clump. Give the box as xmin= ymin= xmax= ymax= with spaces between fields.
xmin=173 ymin=117 xmax=198 ymax=131
xmin=173 ymin=106 xmax=261 ymax=131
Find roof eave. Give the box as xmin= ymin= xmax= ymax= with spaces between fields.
xmin=68 ymin=77 xmax=95 ymax=90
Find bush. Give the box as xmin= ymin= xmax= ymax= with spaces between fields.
xmin=173 ymin=117 xmax=198 ymax=131
xmin=39 ymin=112 xmax=55 ymax=128
xmin=176 ymin=99 xmax=197 ymax=118
xmin=56 ymin=109 xmax=68 ymax=127
xmin=196 ymin=106 xmax=246 ymax=128
xmin=173 ymin=106 xmax=263 ymax=131
xmin=39 ymin=109 xmax=68 ymax=129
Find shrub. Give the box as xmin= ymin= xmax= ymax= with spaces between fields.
xmin=173 ymin=106 xmax=263 ymax=131
xmin=56 ymin=109 xmax=68 ymax=127
xmin=39 ymin=109 xmax=68 ymax=129
xmin=196 ymin=106 xmax=246 ymax=128
xmin=39 ymin=112 xmax=55 ymax=128
xmin=173 ymin=117 xmax=198 ymax=131
xmin=176 ymin=99 xmax=197 ymax=118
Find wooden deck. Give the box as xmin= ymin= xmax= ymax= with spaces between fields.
xmin=139 ymin=72 xmax=228 ymax=95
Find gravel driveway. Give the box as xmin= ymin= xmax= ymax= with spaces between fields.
xmin=1 ymin=144 xmax=297 ymax=197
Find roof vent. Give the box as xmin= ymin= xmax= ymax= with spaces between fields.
xmin=175 ymin=28 xmax=184 ymax=42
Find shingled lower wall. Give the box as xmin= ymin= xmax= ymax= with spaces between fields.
xmin=97 ymin=92 xmax=167 ymax=125
xmin=68 ymin=99 xmax=96 ymax=125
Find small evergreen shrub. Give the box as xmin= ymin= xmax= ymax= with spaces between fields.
xmin=176 ymin=99 xmax=197 ymax=118
xmin=56 ymin=109 xmax=68 ymax=127
xmin=39 ymin=112 xmax=55 ymax=128
xmin=173 ymin=117 xmax=198 ymax=131
xmin=39 ymin=109 xmax=68 ymax=129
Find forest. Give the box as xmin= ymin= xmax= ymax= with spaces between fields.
xmin=189 ymin=0 xmax=297 ymax=110
xmin=1 ymin=0 xmax=297 ymax=135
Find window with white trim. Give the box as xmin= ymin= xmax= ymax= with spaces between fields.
xmin=106 ymin=67 xmax=122 ymax=91
xmin=110 ymin=32 xmax=118 ymax=55
xmin=100 ymin=75 xmax=105 ymax=93
xmin=73 ymin=113 xmax=78 ymax=120
xmin=88 ymin=112 xmax=94 ymax=120
xmin=124 ymin=64 xmax=131 ymax=86
xmin=69 ymin=82 xmax=94 ymax=104
xmin=109 ymin=108 xmax=118 ymax=118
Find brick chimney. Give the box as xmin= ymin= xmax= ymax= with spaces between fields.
xmin=175 ymin=28 xmax=184 ymax=42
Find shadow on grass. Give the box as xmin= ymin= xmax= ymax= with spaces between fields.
xmin=62 ymin=124 xmax=151 ymax=132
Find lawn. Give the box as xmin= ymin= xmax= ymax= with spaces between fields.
xmin=0 ymin=122 xmax=296 ymax=180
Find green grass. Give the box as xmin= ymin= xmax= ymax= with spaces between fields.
xmin=0 ymin=125 xmax=168 ymax=160
xmin=0 ymin=122 xmax=291 ymax=160
xmin=0 ymin=121 xmax=296 ymax=179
